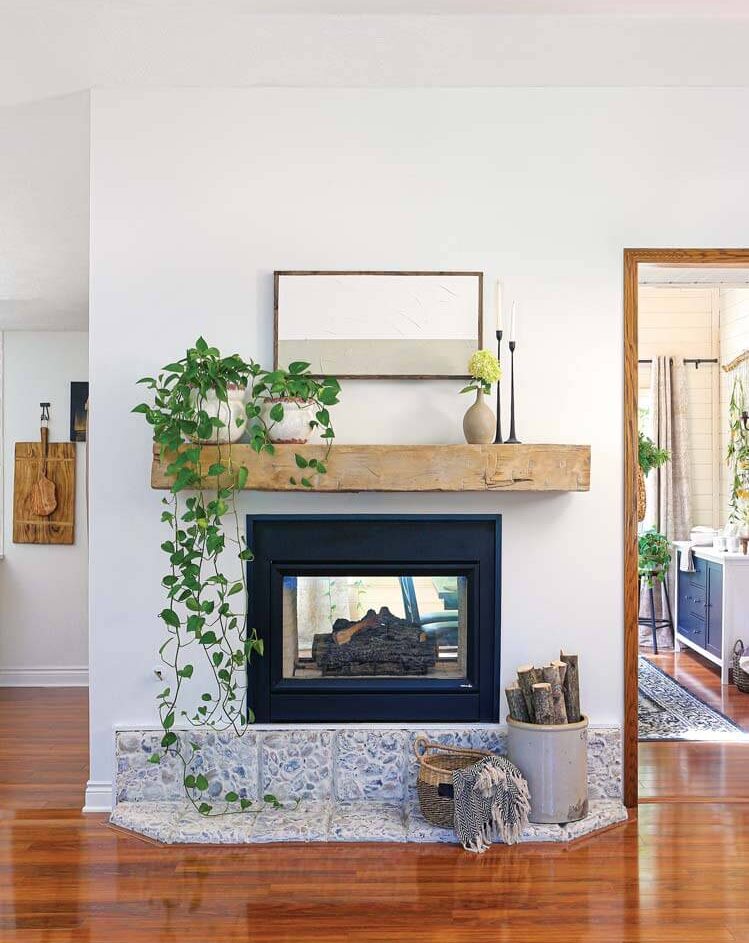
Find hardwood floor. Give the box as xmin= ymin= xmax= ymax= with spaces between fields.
xmin=3 ymin=686 xmax=749 ymax=941
xmin=639 ymin=649 xmax=749 ymax=804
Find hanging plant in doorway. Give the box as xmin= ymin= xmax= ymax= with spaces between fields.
xmin=727 ymin=377 xmax=749 ymax=523
xmin=133 ymin=338 xmax=340 ymax=815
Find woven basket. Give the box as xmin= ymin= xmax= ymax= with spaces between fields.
xmin=637 ymin=466 xmax=646 ymax=523
xmin=732 ymin=639 xmax=749 ymax=693
xmin=414 ymin=736 xmax=492 ymax=828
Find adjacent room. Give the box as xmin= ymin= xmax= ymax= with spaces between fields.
xmin=2 ymin=3 xmax=749 ymax=942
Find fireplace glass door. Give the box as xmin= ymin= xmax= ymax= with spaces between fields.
xmin=282 ymin=575 xmax=468 ymax=680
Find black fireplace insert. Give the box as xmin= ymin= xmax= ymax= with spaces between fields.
xmin=246 ymin=515 xmax=501 ymax=723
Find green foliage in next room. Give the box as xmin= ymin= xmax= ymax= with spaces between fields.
xmin=638 ymin=529 xmax=671 ymax=586
xmin=133 ymin=338 xmax=340 ymax=815
xmin=638 ymin=432 xmax=670 ymax=477
xmin=726 ymin=377 xmax=749 ymax=523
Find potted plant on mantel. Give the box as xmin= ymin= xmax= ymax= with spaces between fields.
xmin=460 ymin=349 xmax=502 ymax=444
xmin=133 ymin=339 xmax=340 ymax=816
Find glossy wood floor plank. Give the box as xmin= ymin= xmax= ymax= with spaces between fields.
xmin=639 ymin=650 xmax=749 ymax=803
xmin=3 ymin=688 xmax=749 ymax=940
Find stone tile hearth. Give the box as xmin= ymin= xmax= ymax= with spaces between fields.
xmin=111 ymin=723 xmax=625 ymax=845
xmin=111 ymin=797 xmax=628 ymax=845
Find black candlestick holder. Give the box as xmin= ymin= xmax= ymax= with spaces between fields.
xmin=506 ymin=340 xmax=521 ymax=444
xmin=493 ymin=329 xmax=503 ymax=444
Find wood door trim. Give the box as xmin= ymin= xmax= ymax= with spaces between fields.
xmin=622 ymin=247 xmax=749 ymax=808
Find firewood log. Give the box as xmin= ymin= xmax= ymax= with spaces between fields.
xmin=517 ymin=665 xmax=543 ymax=722
xmin=559 ymin=651 xmax=581 ymax=723
xmin=531 ymin=682 xmax=554 ymax=725
xmin=550 ymin=658 xmax=567 ymax=686
xmin=505 ymin=682 xmax=531 ymax=723
xmin=542 ymin=664 xmax=568 ymax=724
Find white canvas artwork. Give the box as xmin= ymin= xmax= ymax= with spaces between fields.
xmin=274 ymin=271 xmax=482 ymax=378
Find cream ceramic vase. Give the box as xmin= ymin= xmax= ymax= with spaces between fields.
xmin=260 ymin=397 xmax=316 ymax=444
xmin=191 ymin=387 xmax=246 ymax=444
xmin=507 ymin=715 xmax=589 ymax=824
xmin=462 ymin=390 xmax=495 ymax=444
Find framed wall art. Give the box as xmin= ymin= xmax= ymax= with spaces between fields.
xmin=274 ymin=270 xmax=483 ymax=379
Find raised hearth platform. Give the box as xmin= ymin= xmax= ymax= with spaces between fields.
xmin=111 ymin=797 xmax=627 ymax=845
xmin=111 ymin=723 xmax=624 ymax=845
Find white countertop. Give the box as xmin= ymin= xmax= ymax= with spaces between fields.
xmin=673 ymin=541 xmax=749 ymax=565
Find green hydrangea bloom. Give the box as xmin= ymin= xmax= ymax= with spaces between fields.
xmin=468 ymin=349 xmax=502 ymax=385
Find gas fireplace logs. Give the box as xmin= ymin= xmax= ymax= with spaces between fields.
xmin=505 ymin=652 xmax=581 ymax=725
xmin=311 ymin=606 xmax=438 ymax=676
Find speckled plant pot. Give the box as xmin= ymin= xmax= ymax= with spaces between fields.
xmin=507 ymin=715 xmax=589 ymax=824
xmin=190 ymin=386 xmax=247 ymax=444
xmin=462 ymin=390 xmax=495 ymax=444
xmin=260 ymin=397 xmax=316 ymax=444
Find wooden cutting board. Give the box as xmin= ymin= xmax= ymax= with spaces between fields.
xmin=13 ymin=441 xmax=76 ymax=544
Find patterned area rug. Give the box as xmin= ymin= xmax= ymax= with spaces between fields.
xmin=638 ymin=656 xmax=746 ymax=742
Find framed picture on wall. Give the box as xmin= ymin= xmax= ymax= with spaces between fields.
xmin=274 ymin=270 xmax=483 ymax=379
xmin=70 ymin=381 xmax=88 ymax=442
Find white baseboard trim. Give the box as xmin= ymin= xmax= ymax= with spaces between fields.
xmin=0 ymin=666 xmax=88 ymax=686
xmin=84 ymin=780 xmax=113 ymax=813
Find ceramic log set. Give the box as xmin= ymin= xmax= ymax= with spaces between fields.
xmin=505 ymin=651 xmax=588 ymax=824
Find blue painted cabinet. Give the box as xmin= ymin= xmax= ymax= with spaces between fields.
xmin=677 ymin=556 xmax=722 ymax=657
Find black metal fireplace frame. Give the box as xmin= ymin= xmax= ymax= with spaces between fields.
xmin=246 ymin=515 xmax=501 ymax=723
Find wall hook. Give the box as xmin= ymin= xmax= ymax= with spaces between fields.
xmin=39 ymin=402 xmax=51 ymax=423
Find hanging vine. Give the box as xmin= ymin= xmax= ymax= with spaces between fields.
xmin=133 ymin=338 xmax=340 ymax=815
xmin=727 ymin=377 xmax=749 ymax=524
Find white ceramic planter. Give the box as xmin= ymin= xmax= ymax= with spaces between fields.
xmin=507 ymin=715 xmax=589 ymax=824
xmin=191 ymin=387 xmax=246 ymax=444
xmin=260 ymin=397 xmax=316 ymax=444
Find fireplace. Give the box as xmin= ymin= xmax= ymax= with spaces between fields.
xmin=246 ymin=515 xmax=501 ymax=723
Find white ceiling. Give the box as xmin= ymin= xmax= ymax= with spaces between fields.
xmin=78 ymin=0 xmax=749 ymax=12
xmin=639 ymin=265 xmax=749 ymax=285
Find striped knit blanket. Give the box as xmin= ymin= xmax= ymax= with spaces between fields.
xmin=453 ymin=755 xmax=531 ymax=853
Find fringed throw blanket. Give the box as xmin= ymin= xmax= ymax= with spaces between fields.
xmin=453 ymin=756 xmax=531 ymax=853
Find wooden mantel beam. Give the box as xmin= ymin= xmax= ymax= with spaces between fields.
xmin=151 ymin=443 xmax=590 ymax=493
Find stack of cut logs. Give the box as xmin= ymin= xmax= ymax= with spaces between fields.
xmin=505 ymin=651 xmax=581 ymax=725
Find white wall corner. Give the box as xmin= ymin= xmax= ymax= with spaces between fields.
xmin=83 ymin=780 xmax=113 ymax=813
xmin=0 ymin=666 xmax=89 ymax=686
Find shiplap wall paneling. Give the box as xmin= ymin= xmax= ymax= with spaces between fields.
xmin=638 ymin=285 xmax=720 ymax=529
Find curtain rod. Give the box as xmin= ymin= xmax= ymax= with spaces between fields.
xmin=638 ymin=357 xmax=718 ymax=368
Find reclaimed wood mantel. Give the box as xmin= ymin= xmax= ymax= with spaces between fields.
xmin=151 ymin=443 xmax=590 ymax=493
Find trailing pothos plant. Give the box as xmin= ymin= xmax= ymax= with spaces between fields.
xmin=133 ymin=338 xmax=340 ymax=815
xmin=638 ymin=528 xmax=671 ymax=587
xmin=727 ymin=377 xmax=749 ymax=523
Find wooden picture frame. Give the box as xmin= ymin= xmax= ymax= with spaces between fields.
xmin=273 ymin=270 xmax=484 ymax=380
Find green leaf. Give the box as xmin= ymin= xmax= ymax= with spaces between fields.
xmin=160 ymin=609 xmax=180 ymax=628
xmin=178 ymin=664 xmax=194 ymax=679
xmin=236 ymin=465 xmax=249 ymax=489
xmin=294 ymin=453 xmax=308 ymax=468
xmin=163 ymin=711 xmax=175 ymax=729
xmin=225 ymin=791 xmax=239 ymax=803
xmin=132 ymin=403 xmax=150 ymax=414
xmin=207 ymin=463 xmax=226 ymax=477
xmin=288 ymin=361 xmax=311 ymax=374
xmin=148 ymin=753 xmax=161 ymax=764
xmin=201 ymin=693 xmax=212 ymax=701
xmin=200 ymin=631 xmax=218 ymax=646
xmin=184 ymin=775 xmax=196 ymax=789
xmin=198 ymin=803 xmax=212 ymax=814
xmin=195 ymin=774 xmax=209 ymax=791
xmin=227 ymin=582 xmax=243 ymax=596
xmin=212 ymin=651 xmax=224 ymax=667
xmin=301 ymin=478 xmax=312 ymax=488
xmin=161 ymin=731 xmax=177 ymax=748
xmin=240 ymin=798 xmax=253 ymax=810
xmin=269 ymin=402 xmax=284 ymax=422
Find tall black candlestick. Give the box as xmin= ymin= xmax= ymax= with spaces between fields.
xmin=494 ymin=329 xmax=503 ymax=444
xmin=506 ymin=340 xmax=521 ymax=444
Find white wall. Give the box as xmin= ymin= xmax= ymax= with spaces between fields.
xmin=88 ymin=86 xmax=749 ymax=798
xmin=0 ymin=92 xmax=89 ymax=330
xmin=0 ymin=331 xmax=89 ymax=684
xmin=638 ymin=285 xmax=721 ymax=529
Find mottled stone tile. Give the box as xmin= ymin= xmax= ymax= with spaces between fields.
xmin=587 ymin=727 xmax=622 ymax=800
xmin=405 ymin=802 xmax=459 ymax=844
xmin=186 ymin=729 xmax=260 ymax=802
xmin=115 ymin=732 xmax=184 ymax=803
xmin=329 ymin=802 xmax=406 ymax=842
xmin=334 ymin=729 xmax=406 ymax=801
xmin=252 ymin=800 xmax=331 ymax=843
xmin=172 ymin=804 xmax=256 ymax=844
xmin=261 ymin=730 xmax=333 ymax=801
xmin=561 ymin=799 xmax=628 ymax=840
xmin=110 ymin=800 xmax=184 ymax=843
